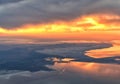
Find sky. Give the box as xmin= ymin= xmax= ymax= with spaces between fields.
xmin=0 ymin=0 xmax=120 ymax=41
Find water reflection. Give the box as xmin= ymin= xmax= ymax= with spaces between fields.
xmin=46 ymin=57 xmax=74 ymax=63
xmin=85 ymin=44 xmax=120 ymax=58
xmin=1 ymin=58 xmax=120 ymax=84
xmin=1 ymin=42 xmax=120 ymax=84
xmin=48 ymin=59 xmax=120 ymax=79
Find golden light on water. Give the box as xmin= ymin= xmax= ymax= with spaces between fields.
xmin=49 ymin=61 xmax=120 ymax=78
xmin=86 ymin=43 xmax=120 ymax=58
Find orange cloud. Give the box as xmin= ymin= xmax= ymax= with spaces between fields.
xmin=0 ymin=14 xmax=120 ymax=40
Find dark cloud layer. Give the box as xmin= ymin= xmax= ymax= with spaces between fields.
xmin=0 ymin=0 xmax=24 ymax=5
xmin=0 ymin=0 xmax=120 ymax=28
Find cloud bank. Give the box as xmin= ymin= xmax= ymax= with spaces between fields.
xmin=0 ymin=0 xmax=120 ymax=28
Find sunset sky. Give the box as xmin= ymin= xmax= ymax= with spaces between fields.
xmin=0 ymin=0 xmax=120 ymax=41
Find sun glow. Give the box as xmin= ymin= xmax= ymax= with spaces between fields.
xmin=0 ymin=14 xmax=120 ymax=38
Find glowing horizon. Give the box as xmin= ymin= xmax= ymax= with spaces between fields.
xmin=0 ymin=14 xmax=120 ymax=40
